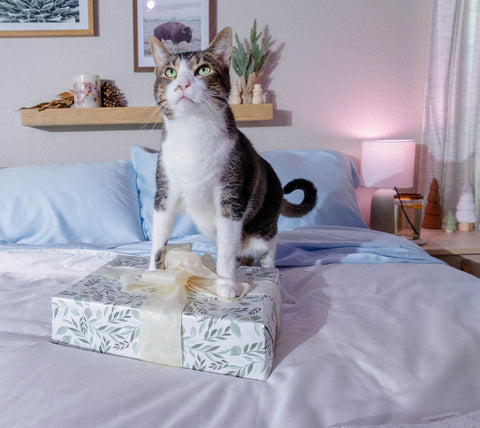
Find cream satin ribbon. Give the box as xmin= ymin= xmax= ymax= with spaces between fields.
xmin=118 ymin=247 xmax=251 ymax=367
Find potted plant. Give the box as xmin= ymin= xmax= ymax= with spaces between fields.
xmin=232 ymin=19 xmax=272 ymax=104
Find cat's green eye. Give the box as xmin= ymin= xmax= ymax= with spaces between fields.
xmin=197 ymin=65 xmax=211 ymax=76
xmin=165 ymin=68 xmax=177 ymax=79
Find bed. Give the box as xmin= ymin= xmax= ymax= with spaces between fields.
xmin=2 ymin=147 xmax=480 ymax=428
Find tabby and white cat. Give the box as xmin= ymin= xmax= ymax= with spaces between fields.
xmin=148 ymin=27 xmax=317 ymax=298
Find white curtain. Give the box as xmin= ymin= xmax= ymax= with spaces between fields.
xmin=421 ymin=0 xmax=480 ymax=226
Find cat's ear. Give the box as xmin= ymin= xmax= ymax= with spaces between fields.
xmin=149 ymin=37 xmax=171 ymax=72
xmin=206 ymin=27 xmax=232 ymax=68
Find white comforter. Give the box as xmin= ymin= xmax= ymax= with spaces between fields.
xmin=2 ymin=242 xmax=480 ymax=427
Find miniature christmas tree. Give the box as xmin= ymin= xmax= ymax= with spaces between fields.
xmin=422 ymin=178 xmax=443 ymax=229
xmin=442 ymin=210 xmax=457 ymax=233
xmin=456 ymin=182 xmax=476 ymax=231
xmin=232 ymin=19 xmax=272 ymax=104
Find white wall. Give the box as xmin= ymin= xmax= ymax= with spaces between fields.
xmin=0 ymin=0 xmax=431 ymax=167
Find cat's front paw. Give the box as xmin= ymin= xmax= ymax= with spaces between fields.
xmin=149 ymin=248 xmax=166 ymax=271
xmin=216 ymin=277 xmax=241 ymax=299
xmin=148 ymin=257 xmax=165 ymax=271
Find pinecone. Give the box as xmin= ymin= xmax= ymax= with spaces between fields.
xmin=101 ymin=82 xmax=125 ymax=107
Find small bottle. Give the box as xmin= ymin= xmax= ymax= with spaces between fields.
xmin=230 ymin=81 xmax=242 ymax=105
xmin=252 ymin=84 xmax=263 ymax=104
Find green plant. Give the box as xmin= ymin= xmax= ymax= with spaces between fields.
xmin=232 ymin=19 xmax=272 ymax=82
xmin=0 ymin=0 xmax=80 ymax=23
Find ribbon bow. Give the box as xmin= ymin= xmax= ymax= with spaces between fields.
xmin=118 ymin=246 xmax=250 ymax=367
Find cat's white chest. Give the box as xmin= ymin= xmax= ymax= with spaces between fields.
xmin=162 ymin=116 xmax=232 ymax=239
xmin=163 ymin=117 xmax=229 ymax=186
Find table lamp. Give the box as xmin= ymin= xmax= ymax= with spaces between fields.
xmin=361 ymin=140 xmax=416 ymax=233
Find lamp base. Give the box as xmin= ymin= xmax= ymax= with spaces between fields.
xmin=370 ymin=188 xmax=396 ymax=233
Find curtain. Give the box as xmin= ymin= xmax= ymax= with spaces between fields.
xmin=420 ymin=0 xmax=480 ymax=226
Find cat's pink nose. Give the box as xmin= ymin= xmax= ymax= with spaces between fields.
xmin=179 ymin=82 xmax=191 ymax=92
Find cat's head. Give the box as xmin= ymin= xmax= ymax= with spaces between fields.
xmin=150 ymin=27 xmax=232 ymax=119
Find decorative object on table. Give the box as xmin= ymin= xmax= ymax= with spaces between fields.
xmin=442 ymin=210 xmax=457 ymax=233
xmin=456 ymin=182 xmax=476 ymax=231
xmin=232 ymin=19 xmax=272 ymax=104
xmin=19 ymin=90 xmax=74 ymax=111
xmin=230 ymin=81 xmax=242 ymax=105
xmin=52 ymin=252 xmax=281 ymax=381
xmin=252 ymin=83 xmax=264 ymax=104
xmin=422 ymin=177 xmax=443 ymax=229
xmin=0 ymin=0 xmax=94 ymax=38
xmin=101 ymin=82 xmax=126 ymax=108
xmin=73 ymin=74 xmax=101 ymax=108
xmin=393 ymin=191 xmax=423 ymax=240
xmin=360 ymin=140 xmax=416 ymax=233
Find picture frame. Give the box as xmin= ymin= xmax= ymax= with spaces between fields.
xmin=133 ymin=0 xmax=212 ymax=72
xmin=0 ymin=0 xmax=94 ymax=38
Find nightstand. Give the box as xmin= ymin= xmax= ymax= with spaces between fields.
xmin=421 ymin=228 xmax=480 ymax=277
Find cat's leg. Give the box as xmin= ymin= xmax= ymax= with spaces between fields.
xmin=259 ymin=236 xmax=277 ymax=268
xmin=149 ymin=199 xmax=179 ymax=271
xmin=215 ymin=215 xmax=243 ymax=298
xmin=259 ymin=235 xmax=296 ymax=304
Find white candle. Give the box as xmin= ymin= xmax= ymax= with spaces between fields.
xmin=73 ymin=74 xmax=101 ymax=108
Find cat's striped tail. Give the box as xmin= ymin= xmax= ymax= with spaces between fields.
xmin=281 ymin=179 xmax=317 ymax=217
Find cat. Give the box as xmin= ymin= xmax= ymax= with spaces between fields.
xmin=148 ymin=27 xmax=317 ymax=298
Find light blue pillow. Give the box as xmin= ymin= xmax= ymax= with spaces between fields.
xmin=130 ymin=145 xmax=198 ymax=240
xmin=0 ymin=161 xmax=144 ymax=245
xmin=261 ymin=150 xmax=366 ymax=230
xmin=130 ymin=145 xmax=366 ymax=239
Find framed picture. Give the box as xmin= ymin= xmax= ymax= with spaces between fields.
xmin=133 ymin=0 xmax=212 ymax=72
xmin=0 ymin=0 xmax=94 ymax=38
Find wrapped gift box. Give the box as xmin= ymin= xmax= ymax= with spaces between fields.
xmin=52 ymin=255 xmax=281 ymax=380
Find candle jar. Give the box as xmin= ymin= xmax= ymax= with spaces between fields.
xmin=394 ymin=193 xmax=423 ymax=240
xmin=73 ymin=74 xmax=101 ymax=108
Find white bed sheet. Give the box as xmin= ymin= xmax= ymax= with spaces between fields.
xmin=2 ymin=248 xmax=480 ymax=427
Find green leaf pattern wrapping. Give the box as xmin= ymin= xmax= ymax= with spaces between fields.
xmin=52 ymin=274 xmax=147 ymax=358
xmin=182 ymin=289 xmax=277 ymax=380
xmin=52 ymin=257 xmax=280 ymax=380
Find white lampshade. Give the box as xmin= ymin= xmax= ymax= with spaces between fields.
xmin=361 ymin=140 xmax=416 ymax=188
xmin=360 ymin=140 xmax=416 ymax=233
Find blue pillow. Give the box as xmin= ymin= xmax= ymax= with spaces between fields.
xmin=261 ymin=150 xmax=366 ymax=230
xmin=130 ymin=145 xmax=198 ymax=240
xmin=130 ymin=145 xmax=366 ymax=238
xmin=0 ymin=161 xmax=144 ymax=245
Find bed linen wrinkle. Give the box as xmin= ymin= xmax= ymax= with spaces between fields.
xmin=273 ymin=267 xmax=330 ymax=370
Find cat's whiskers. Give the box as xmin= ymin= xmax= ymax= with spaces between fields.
xmin=200 ymin=92 xmax=231 ymax=135
xmin=202 ymin=101 xmax=229 ymax=136
xmin=139 ymin=102 xmax=163 ymax=131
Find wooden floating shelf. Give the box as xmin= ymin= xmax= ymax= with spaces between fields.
xmin=20 ymin=104 xmax=273 ymax=128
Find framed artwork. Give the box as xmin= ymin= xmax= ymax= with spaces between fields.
xmin=0 ymin=0 xmax=94 ymax=38
xmin=133 ymin=0 xmax=212 ymax=72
